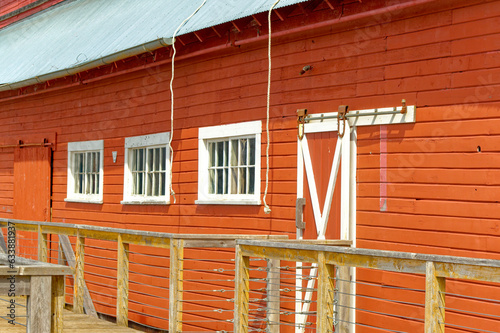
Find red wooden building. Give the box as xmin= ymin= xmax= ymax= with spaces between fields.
xmin=1 ymin=0 xmax=500 ymax=331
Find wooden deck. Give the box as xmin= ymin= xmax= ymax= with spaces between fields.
xmin=60 ymin=311 xmax=142 ymax=332
xmin=0 ymin=298 xmax=141 ymax=332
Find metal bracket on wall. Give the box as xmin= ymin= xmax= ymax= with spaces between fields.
xmin=296 ymin=198 xmax=306 ymax=230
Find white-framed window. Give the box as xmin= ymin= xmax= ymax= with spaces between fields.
xmin=122 ymin=132 xmax=170 ymax=205
xmin=196 ymin=121 xmax=261 ymax=205
xmin=65 ymin=140 xmax=104 ymax=204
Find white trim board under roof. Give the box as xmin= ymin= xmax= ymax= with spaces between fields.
xmin=0 ymin=0 xmax=308 ymax=91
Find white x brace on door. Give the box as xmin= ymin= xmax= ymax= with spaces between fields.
xmin=295 ymin=104 xmax=416 ymax=332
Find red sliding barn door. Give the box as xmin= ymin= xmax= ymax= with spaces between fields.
xmin=13 ymin=146 xmax=52 ymax=259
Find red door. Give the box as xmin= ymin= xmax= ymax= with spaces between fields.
xmin=302 ymin=131 xmax=342 ymax=240
xmin=13 ymin=146 xmax=52 ymax=259
xmin=295 ymin=131 xmax=344 ymax=332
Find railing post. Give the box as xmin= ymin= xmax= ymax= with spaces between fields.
xmin=234 ymin=244 xmax=250 ymax=333
xmin=117 ymin=234 xmax=129 ymax=327
xmin=425 ymin=261 xmax=446 ymax=333
xmin=74 ymin=231 xmax=85 ymax=314
xmin=169 ymin=239 xmax=184 ymax=333
xmin=335 ymin=265 xmax=352 ymax=332
xmin=38 ymin=225 xmax=48 ymax=262
xmin=51 ymin=275 xmax=65 ymax=333
xmin=317 ymin=251 xmax=335 ymax=332
xmin=267 ymin=258 xmax=280 ymax=333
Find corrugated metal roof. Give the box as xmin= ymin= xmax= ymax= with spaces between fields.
xmin=0 ymin=0 xmax=308 ymax=90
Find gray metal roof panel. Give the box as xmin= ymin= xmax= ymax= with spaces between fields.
xmin=0 ymin=0 xmax=308 ymax=88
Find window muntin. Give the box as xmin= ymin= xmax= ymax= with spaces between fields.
xmin=122 ymin=132 xmax=170 ymax=204
xmin=66 ymin=140 xmax=104 ymax=204
xmin=197 ymin=121 xmax=261 ymax=205
xmin=207 ymin=138 xmax=256 ymax=196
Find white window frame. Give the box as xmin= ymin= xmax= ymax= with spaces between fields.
xmin=196 ymin=120 xmax=261 ymax=205
xmin=122 ymin=132 xmax=170 ymax=205
xmin=65 ymin=140 xmax=104 ymax=204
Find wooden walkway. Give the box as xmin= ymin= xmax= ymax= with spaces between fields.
xmin=0 ymin=298 xmax=141 ymax=332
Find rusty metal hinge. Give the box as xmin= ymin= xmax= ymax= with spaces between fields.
xmin=296 ymin=198 xmax=306 ymax=230
xmin=297 ymin=109 xmax=308 ymax=140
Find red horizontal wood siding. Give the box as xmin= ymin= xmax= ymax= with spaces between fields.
xmin=0 ymin=0 xmax=499 ymax=331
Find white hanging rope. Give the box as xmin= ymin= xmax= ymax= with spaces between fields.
xmin=263 ymin=0 xmax=281 ymax=214
xmin=169 ymin=0 xmax=207 ymax=203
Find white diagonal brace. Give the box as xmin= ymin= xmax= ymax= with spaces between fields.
xmin=300 ymin=136 xmax=323 ymax=236
xmin=319 ymin=138 xmax=342 ymax=239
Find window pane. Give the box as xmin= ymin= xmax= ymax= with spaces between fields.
xmin=77 ymin=174 xmax=83 ymax=194
xmin=154 ymin=148 xmax=160 ymax=171
xmin=96 ymin=152 xmax=100 ymax=172
xmin=86 ymin=152 xmax=92 ymax=174
xmin=147 ymin=173 xmax=152 ymax=196
xmin=231 ymin=169 xmax=237 ymax=194
xmin=224 ymin=141 xmax=228 ymax=167
xmin=209 ymin=142 xmax=215 ymax=167
xmin=139 ymin=173 xmax=144 ymax=195
xmin=147 ymin=149 xmax=154 ymax=172
xmin=135 ymin=173 xmax=144 ymax=195
xmin=138 ymin=149 xmax=144 ymax=171
xmin=249 ymin=138 xmax=255 ymax=165
xmin=224 ymin=168 xmax=228 ymax=194
xmin=74 ymin=153 xmax=82 ymax=194
xmin=86 ymin=174 xmax=91 ymax=194
xmin=132 ymin=173 xmax=137 ymax=194
xmin=132 ymin=150 xmax=137 ymax=171
xmin=240 ymin=139 xmax=247 ymax=165
xmin=209 ymin=169 xmax=215 ymax=194
xmin=249 ymin=167 xmax=255 ymax=194
xmin=217 ymin=169 xmax=223 ymax=194
xmin=160 ymin=173 xmax=166 ymax=196
xmin=160 ymin=147 xmax=166 ymax=171
xmin=154 ymin=173 xmax=160 ymax=196
xmin=77 ymin=153 xmax=84 ymax=173
xmin=239 ymin=168 xmax=247 ymax=194
xmin=96 ymin=173 xmax=100 ymax=194
xmin=91 ymin=174 xmax=96 ymax=194
xmin=217 ymin=142 xmax=224 ymax=167
xmin=230 ymin=140 xmax=238 ymax=166
xmin=90 ymin=152 xmax=95 ymax=172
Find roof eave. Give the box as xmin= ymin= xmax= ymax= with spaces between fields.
xmin=0 ymin=37 xmax=173 ymax=92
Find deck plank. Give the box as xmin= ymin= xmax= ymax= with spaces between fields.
xmin=0 ymin=298 xmax=142 ymax=332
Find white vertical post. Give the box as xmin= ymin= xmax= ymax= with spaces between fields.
xmin=349 ymin=127 xmax=357 ymax=333
xmin=296 ymin=137 xmax=304 ymax=332
xmin=340 ymin=121 xmax=351 ymax=241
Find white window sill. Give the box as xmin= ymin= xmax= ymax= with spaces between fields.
xmin=121 ymin=200 xmax=170 ymax=205
xmin=195 ymin=199 xmax=261 ymax=206
xmin=65 ymin=198 xmax=103 ymax=204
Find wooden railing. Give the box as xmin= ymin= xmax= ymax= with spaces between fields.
xmin=3 ymin=218 xmax=500 ymax=332
xmin=235 ymin=240 xmax=500 ymax=333
xmin=0 ymin=218 xmax=288 ymax=332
